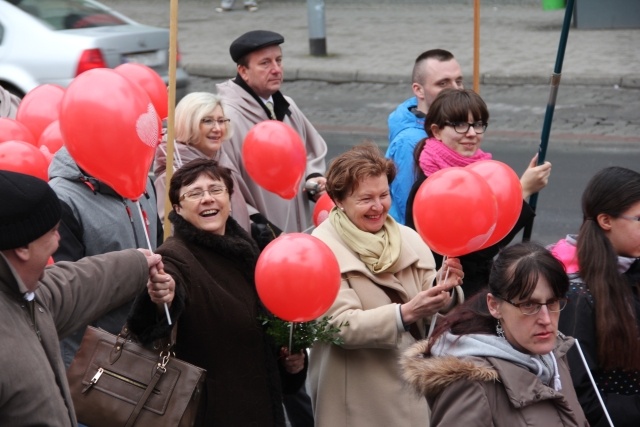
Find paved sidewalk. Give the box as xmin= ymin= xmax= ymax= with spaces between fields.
xmin=103 ymin=0 xmax=640 ymax=87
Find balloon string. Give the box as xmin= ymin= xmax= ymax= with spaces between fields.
xmin=439 ymin=255 xmax=449 ymax=284
xmin=136 ymin=201 xmax=172 ymax=326
xmin=289 ymin=322 xmax=294 ymax=354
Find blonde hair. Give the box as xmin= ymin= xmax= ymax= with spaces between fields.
xmin=174 ymin=92 xmax=233 ymax=145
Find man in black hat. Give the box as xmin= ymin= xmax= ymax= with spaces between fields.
xmin=0 ymin=170 xmax=173 ymax=426
xmin=217 ymin=29 xmax=328 ymax=235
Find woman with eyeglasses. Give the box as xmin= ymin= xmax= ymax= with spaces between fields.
xmin=128 ymin=158 xmax=307 ymax=426
xmin=401 ymin=241 xmax=589 ymax=427
xmin=404 ymin=88 xmax=552 ymax=297
xmin=308 ymin=142 xmax=464 ymax=427
xmin=154 ymin=92 xmax=283 ymax=249
xmin=551 ymin=166 xmax=640 ymax=427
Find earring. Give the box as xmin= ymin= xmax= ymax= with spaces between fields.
xmin=496 ymin=319 xmax=505 ymax=339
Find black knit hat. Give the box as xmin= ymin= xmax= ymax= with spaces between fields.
xmin=0 ymin=170 xmax=61 ymax=250
xmin=230 ymin=30 xmax=284 ymax=63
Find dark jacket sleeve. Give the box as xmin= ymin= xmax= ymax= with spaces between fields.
xmin=52 ymin=200 xmax=85 ymax=262
xmin=277 ymin=349 xmax=308 ymax=395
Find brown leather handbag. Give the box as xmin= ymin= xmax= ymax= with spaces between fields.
xmin=67 ymin=324 xmax=206 ymax=427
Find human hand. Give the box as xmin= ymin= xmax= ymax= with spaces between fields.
xmin=437 ymin=257 xmax=464 ymax=288
xmin=137 ymin=248 xmax=162 ymax=269
xmin=401 ymin=283 xmax=453 ymax=325
xmin=305 ymin=177 xmax=327 ymax=202
xmin=520 ymin=154 xmax=552 ymax=199
xmin=280 ymin=347 xmax=305 ymax=374
xmin=147 ymin=263 xmax=175 ymax=306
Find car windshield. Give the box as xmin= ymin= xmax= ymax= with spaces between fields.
xmin=10 ymin=0 xmax=128 ymax=30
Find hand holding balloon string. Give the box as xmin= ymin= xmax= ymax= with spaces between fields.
xmin=136 ymin=203 xmax=172 ymax=325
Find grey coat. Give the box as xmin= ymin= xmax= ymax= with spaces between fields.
xmin=0 ymin=249 xmax=148 ymax=427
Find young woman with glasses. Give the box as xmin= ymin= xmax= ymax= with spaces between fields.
xmin=551 ymin=166 xmax=640 ymax=427
xmin=401 ymin=241 xmax=589 ymax=427
xmin=404 ymin=88 xmax=552 ymax=297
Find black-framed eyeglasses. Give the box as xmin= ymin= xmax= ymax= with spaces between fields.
xmin=495 ymin=295 xmax=568 ymax=316
xmin=179 ymin=186 xmax=227 ymax=202
xmin=201 ymin=118 xmax=230 ymax=128
xmin=619 ymin=215 xmax=640 ymax=222
xmin=444 ymin=121 xmax=487 ymax=134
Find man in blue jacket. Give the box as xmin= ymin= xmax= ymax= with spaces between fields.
xmin=386 ymin=49 xmax=463 ymax=224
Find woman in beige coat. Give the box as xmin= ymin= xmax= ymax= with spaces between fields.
xmin=401 ymin=242 xmax=589 ymax=426
xmin=309 ymin=142 xmax=464 ymax=427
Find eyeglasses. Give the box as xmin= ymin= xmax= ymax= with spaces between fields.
xmin=619 ymin=215 xmax=640 ymax=222
xmin=444 ymin=121 xmax=488 ymax=134
xmin=495 ymin=295 xmax=568 ymax=316
xmin=179 ymin=186 xmax=227 ymax=202
xmin=201 ymin=118 xmax=230 ymax=128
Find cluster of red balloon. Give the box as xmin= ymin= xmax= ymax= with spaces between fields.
xmin=412 ymin=160 xmax=522 ymax=257
xmin=0 ymin=84 xmax=65 ymax=180
xmin=255 ymin=233 xmax=341 ymax=322
xmin=0 ymin=63 xmax=168 ymax=195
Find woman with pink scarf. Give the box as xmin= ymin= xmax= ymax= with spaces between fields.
xmin=405 ymin=88 xmax=551 ymax=297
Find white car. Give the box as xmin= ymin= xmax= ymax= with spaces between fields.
xmin=0 ymin=0 xmax=189 ymax=98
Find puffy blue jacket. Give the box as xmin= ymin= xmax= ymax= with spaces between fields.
xmin=386 ymin=97 xmax=426 ymax=224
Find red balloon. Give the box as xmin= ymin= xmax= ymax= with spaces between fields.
xmin=15 ymin=84 xmax=65 ymax=141
xmin=0 ymin=140 xmax=50 ymax=181
xmin=242 ymin=121 xmax=306 ymax=200
xmin=256 ymin=233 xmax=341 ymax=322
xmin=39 ymin=145 xmax=54 ymax=166
xmin=59 ymin=69 xmax=160 ymax=199
xmin=467 ymin=160 xmax=523 ymax=250
xmin=115 ymin=63 xmax=168 ymax=120
xmin=0 ymin=118 xmax=36 ymax=145
xmin=313 ymin=193 xmax=335 ymax=227
xmin=413 ymin=167 xmax=498 ymax=257
xmin=38 ymin=120 xmax=65 ymax=154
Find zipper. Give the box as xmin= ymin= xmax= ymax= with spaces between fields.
xmin=82 ymin=366 xmax=161 ymax=394
xmin=28 ymin=300 xmax=41 ymax=342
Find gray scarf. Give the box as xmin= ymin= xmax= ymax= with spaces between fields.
xmin=432 ymin=331 xmax=562 ymax=391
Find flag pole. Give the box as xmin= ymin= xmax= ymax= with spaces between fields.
xmin=473 ymin=0 xmax=480 ymax=94
xmin=163 ymin=0 xmax=179 ymax=241
xmin=523 ymin=0 xmax=574 ymax=241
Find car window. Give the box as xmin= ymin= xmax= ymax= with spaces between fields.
xmin=11 ymin=0 xmax=127 ymax=30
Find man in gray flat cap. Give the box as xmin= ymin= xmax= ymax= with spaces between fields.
xmin=217 ymin=30 xmax=328 ymax=235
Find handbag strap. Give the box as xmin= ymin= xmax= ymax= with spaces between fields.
xmin=119 ymin=322 xmax=178 ymax=426
xmin=125 ymin=361 xmax=168 ymax=427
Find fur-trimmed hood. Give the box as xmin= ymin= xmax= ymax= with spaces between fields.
xmin=401 ymin=339 xmax=499 ymax=398
xmin=401 ymin=334 xmax=575 ymax=400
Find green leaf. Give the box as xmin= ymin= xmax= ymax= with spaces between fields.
xmin=259 ymin=315 xmax=349 ymax=353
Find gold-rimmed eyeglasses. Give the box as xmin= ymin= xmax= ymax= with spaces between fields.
xmin=179 ymin=186 xmax=227 ymax=202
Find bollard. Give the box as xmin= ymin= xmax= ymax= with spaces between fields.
xmin=307 ymin=0 xmax=327 ymax=57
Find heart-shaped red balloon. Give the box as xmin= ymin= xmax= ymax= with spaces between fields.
xmin=59 ymin=69 xmax=160 ymax=200
xmin=115 ymin=63 xmax=168 ymax=120
xmin=16 ymin=84 xmax=65 ymax=141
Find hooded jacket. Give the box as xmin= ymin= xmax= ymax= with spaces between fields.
xmin=386 ymin=96 xmax=426 ymax=224
xmin=217 ymin=78 xmax=327 ymax=233
xmin=0 ymin=249 xmax=148 ymax=427
xmin=153 ymin=139 xmax=251 ymax=232
xmin=401 ymin=335 xmax=589 ymax=427
xmin=48 ymin=146 xmax=160 ymax=366
xmin=308 ymin=219 xmax=463 ymax=427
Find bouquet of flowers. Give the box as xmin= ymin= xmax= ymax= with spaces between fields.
xmin=260 ymin=315 xmax=348 ymax=353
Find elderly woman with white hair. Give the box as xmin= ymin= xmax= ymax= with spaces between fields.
xmin=155 ymin=92 xmax=282 ymax=247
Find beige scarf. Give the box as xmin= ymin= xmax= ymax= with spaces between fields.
xmin=329 ymin=207 xmax=402 ymax=274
